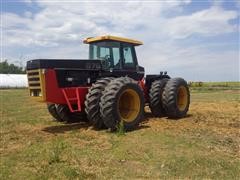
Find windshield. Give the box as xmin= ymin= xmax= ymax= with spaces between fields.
xmin=89 ymin=41 xmax=121 ymax=69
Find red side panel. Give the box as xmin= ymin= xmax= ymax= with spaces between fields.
xmin=45 ymin=69 xmax=89 ymax=109
xmin=45 ymin=69 xmax=65 ymax=104
xmin=138 ymin=78 xmax=149 ymax=103
xmin=138 ymin=78 xmax=145 ymax=90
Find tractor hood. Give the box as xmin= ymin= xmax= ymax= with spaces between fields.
xmin=26 ymin=59 xmax=102 ymax=71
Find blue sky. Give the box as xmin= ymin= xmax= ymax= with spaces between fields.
xmin=1 ymin=0 xmax=239 ymax=81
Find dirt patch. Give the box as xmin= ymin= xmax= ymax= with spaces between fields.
xmin=223 ymin=90 xmax=240 ymax=93
xmin=143 ymin=101 xmax=240 ymax=143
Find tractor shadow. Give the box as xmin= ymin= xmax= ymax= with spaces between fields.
xmin=131 ymin=112 xmax=153 ymax=130
xmin=143 ymin=111 xmax=193 ymax=121
xmin=142 ymin=111 xmax=155 ymax=123
xmin=42 ymin=113 xmax=193 ymax=134
xmin=42 ymin=121 xmax=90 ymax=134
xmin=134 ymin=124 xmax=150 ymax=131
xmin=166 ymin=114 xmax=193 ymax=120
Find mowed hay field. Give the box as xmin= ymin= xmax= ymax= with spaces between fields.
xmin=0 ymin=83 xmax=240 ymax=179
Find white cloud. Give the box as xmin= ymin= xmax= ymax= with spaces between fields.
xmin=163 ymin=6 xmax=238 ymax=39
xmin=3 ymin=1 xmax=194 ymax=47
xmin=138 ymin=41 xmax=239 ymax=81
xmin=1 ymin=1 xmax=239 ymax=81
xmin=3 ymin=1 xmax=237 ymax=47
xmin=235 ymin=0 xmax=240 ymax=8
xmin=22 ymin=0 xmax=32 ymax=3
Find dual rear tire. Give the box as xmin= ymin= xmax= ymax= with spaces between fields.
xmin=85 ymin=77 xmax=144 ymax=131
xmin=162 ymin=78 xmax=190 ymax=118
xmin=149 ymin=78 xmax=190 ymax=119
xmin=100 ymin=77 xmax=144 ymax=131
xmin=84 ymin=77 xmax=113 ymax=129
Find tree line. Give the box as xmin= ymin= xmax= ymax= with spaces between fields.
xmin=0 ymin=60 xmax=26 ymax=74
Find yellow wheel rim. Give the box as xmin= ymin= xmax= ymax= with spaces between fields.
xmin=118 ymin=89 xmax=140 ymax=122
xmin=177 ymin=86 xmax=188 ymax=111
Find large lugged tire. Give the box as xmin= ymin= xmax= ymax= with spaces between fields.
xmin=55 ymin=104 xmax=86 ymax=123
xmin=47 ymin=103 xmax=64 ymax=122
xmin=162 ymin=78 xmax=190 ymax=118
xmin=149 ymin=78 xmax=169 ymax=117
xmin=85 ymin=77 xmax=114 ymax=129
xmin=100 ymin=77 xmax=144 ymax=131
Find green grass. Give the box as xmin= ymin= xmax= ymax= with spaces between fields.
xmin=0 ymin=87 xmax=240 ymax=179
xmin=189 ymin=81 xmax=240 ymax=92
xmin=191 ymin=91 xmax=240 ymax=102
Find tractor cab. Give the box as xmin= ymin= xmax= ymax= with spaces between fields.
xmin=84 ymin=35 xmax=145 ymax=79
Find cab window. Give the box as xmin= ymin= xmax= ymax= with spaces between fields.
xmin=123 ymin=45 xmax=135 ymax=68
xmin=89 ymin=42 xmax=120 ymax=69
xmin=112 ymin=47 xmax=120 ymax=68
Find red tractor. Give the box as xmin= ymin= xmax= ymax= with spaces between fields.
xmin=26 ymin=35 xmax=190 ymax=131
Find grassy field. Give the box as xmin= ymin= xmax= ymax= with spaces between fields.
xmin=0 ymin=85 xmax=240 ymax=179
xmin=189 ymin=81 xmax=240 ymax=92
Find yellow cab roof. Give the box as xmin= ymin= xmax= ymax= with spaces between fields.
xmin=83 ymin=35 xmax=143 ymax=46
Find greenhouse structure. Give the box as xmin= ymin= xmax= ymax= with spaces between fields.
xmin=0 ymin=74 xmax=28 ymax=88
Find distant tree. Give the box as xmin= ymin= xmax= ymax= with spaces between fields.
xmin=0 ymin=60 xmax=26 ymax=74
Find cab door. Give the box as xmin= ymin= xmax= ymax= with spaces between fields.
xmin=119 ymin=43 xmax=143 ymax=81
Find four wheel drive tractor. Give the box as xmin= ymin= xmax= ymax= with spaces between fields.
xmin=26 ymin=35 xmax=190 ymax=131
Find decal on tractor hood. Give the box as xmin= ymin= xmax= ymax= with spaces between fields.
xmin=85 ymin=62 xmax=101 ymax=70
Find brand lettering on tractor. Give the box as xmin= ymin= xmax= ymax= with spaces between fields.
xmin=85 ymin=63 xmax=101 ymax=70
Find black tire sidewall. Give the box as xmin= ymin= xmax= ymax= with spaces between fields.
xmin=84 ymin=77 xmax=114 ymax=129
xmin=55 ymin=104 xmax=70 ymax=122
xmin=113 ymin=83 xmax=144 ymax=130
xmin=164 ymin=78 xmax=190 ymax=118
xmin=149 ymin=78 xmax=169 ymax=117
xmin=174 ymin=79 xmax=190 ymax=116
xmin=47 ymin=103 xmax=64 ymax=122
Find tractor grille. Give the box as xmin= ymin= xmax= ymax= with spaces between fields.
xmin=26 ymin=69 xmax=45 ymax=100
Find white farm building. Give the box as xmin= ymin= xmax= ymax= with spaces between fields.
xmin=0 ymin=74 xmax=28 ymax=88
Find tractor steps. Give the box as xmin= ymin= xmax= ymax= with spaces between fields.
xmin=62 ymin=88 xmax=81 ymax=112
